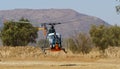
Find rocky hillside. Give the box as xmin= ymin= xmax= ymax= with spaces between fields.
xmin=0 ymin=9 xmax=110 ymax=37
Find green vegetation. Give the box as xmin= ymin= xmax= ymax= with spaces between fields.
xmin=66 ymin=25 xmax=120 ymax=54
xmin=65 ymin=33 xmax=92 ymax=54
xmin=90 ymin=25 xmax=120 ymax=52
xmin=65 ymin=38 xmax=77 ymax=53
xmin=1 ymin=18 xmax=38 ymax=46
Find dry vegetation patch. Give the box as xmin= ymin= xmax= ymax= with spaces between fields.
xmin=0 ymin=46 xmax=120 ymax=61
xmin=105 ymin=47 xmax=120 ymax=58
xmin=0 ymin=46 xmax=42 ymax=59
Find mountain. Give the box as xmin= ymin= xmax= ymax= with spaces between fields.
xmin=0 ymin=9 xmax=110 ymax=38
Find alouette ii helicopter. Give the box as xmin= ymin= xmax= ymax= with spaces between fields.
xmin=38 ymin=22 xmax=67 ymax=54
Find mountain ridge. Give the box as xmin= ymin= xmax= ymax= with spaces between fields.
xmin=0 ymin=9 xmax=110 ymax=38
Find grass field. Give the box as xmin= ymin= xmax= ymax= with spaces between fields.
xmin=0 ymin=46 xmax=120 ymax=69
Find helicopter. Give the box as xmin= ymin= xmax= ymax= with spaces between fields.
xmin=38 ymin=23 xmax=67 ymax=54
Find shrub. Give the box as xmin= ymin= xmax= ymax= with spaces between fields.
xmin=65 ymin=33 xmax=93 ymax=54
xmin=1 ymin=18 xmax=38 ymax=46
xmin=90 ymin=25 xmax=120 ymax=52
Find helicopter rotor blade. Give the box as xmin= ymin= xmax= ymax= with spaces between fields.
xmin=40 ymin=23 xmax=61 ymax=26
xmin=40 ymin=17 xmax=80 ymax=26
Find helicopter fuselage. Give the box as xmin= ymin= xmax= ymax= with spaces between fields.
xmin=47 ymin=33 xmax=62 ymax=50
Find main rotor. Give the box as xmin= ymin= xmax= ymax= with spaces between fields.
xmin=41 ymin=23 xmax=61 ymax=28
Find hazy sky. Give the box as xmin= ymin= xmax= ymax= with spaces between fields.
xmin=0 ymin=0 xmax=119 ymax=25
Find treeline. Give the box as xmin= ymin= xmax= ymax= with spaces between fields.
xmin=65 ymin=25 xmax=120 ymax=53
xmin=1 ymin=18 xmax=120 ymax=54
xmin=90 ymin=25 xmax=120 ymax=52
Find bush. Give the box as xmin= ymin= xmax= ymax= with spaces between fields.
xmin=65 ymin=33 xmax=93 ymax=54
xmin=108 ymin=25 xmax=120 ymax=46
xmin=66 ymin=38 xmax=77 ymax=53
xmin=1 ymin=18 xmax=38 ymax=46
xmin=90 ymin=25 xmax=120 ymax=52
xmin=90 ymin=25 xmax=108 ymax=52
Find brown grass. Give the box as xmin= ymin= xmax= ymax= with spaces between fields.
xmin=0 ymin=46 xmax=43 ymax=59
xmin=0 ymin=46 xmax=120 ymax=59
xmin=0 ymin=46 xmax=120 ymax=69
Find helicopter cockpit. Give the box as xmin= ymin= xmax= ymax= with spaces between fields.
xmin=47 ymin=33 xmax=62 ymax=49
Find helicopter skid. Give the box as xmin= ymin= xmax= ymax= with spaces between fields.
xmin=41 ymin=47 xmax=67 ymax=54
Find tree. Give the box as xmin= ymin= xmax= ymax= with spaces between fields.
xmin=116 ymin=0 xmax=120 ymax=14
xmin=74 ymin=33 xmax=93 ymax=54
xmin=67 ymin=38 xmax=77 ymax=53
xmin=1 ymin=18 xmax=38 ymax=46
xmin=90 ymin=25 xmax=120 ymax=52
xmin=65 ymin=33 xmax=92 ymax=54
xmin=108 ymin=25 xmax=120 ymax=46
xmin=90 ymin=25 xmax=108 ymax=52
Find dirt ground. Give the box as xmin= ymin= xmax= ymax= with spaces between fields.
xmin=0 ymin=54 xmax=120 ymax=69
xmin=0 ymin=60 xmax=120 ymax=69
xmin=0 ymin=46 xmax=120 ymax=69
xmin=0 ymin=58 xmax=120 ymax=69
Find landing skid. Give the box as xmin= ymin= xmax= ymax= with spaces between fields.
xmin=41 ymin=47 xmax=67 ymax=54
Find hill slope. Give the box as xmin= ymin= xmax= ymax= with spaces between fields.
xmin=0 ymin=9 xmax=110 ymax=37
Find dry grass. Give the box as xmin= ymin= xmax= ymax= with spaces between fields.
xmin=0 ymin=46 xmax=120 ymax=69
xmin=0 ymin=46 xmax=120 ymax=59
xmin=83 ymin=47 xmax=120 ymax=59
xmin=0 ymin=46 xmax=43 ymax=59
xmin=104 ymin=47 xmax=120 ymax=58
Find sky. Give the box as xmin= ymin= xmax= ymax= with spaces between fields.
xmin=0 ymin=0 xmax=119 ymax=25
